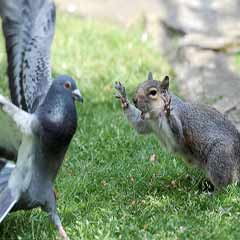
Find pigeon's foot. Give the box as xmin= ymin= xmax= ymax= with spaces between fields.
xmin=58 ymin=226 xmax=69 ymax=240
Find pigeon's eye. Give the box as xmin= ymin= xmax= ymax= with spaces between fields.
xmin=64 ymin=81 xmax=71 ymax=89
xmin=148 ymin=88 xmax=158 ymax=99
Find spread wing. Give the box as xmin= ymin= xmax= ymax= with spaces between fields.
xmin=0 ymin=102 xmax=21 ymax=161
xmin=1 ymin=0 xmax=55 ymax=113
xmin=0 ymin=95 xmax=34 ymax=160
xmin=0 ymin=95 xmax=35 ymax=222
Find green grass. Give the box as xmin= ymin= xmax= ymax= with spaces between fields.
xmin=1 ymin=13 xmax=240 ymax=240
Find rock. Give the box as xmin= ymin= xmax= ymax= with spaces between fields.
xmin=157 ymin=0 xmax=240 ymax=37
xmin=174 ymin=46 xmax=240 ymax=130
xmin=180 ymin=34 xmax=240 ymax=53
xmin=152 ymin=0 xmax=240 ymax=130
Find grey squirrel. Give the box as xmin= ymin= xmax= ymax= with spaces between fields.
xmin=115 ymin=72 xmax=240 ymax=190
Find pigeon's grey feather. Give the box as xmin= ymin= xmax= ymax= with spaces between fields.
xmin=0 ymin=159 xmax=15 ymax=192
xmin=0 ymin=96 xmax=35 ymax=221
xmin=0 ymin=94 xmax=34 ymax=160
xmin=0 ymin=76 xmax=82 ymax=240
xmin=0 ymin=179 xmax=10 ymax=192
xmin=0 ymin=187 xmax=18 ymax=223
xmin=2 ymin=0 xmax=55 ymax=112
xmin=0 ymin=0 xmax=16 ymax=19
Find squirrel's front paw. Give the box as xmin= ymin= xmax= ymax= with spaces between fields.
xmin=115 ymin=82 xmax=129 ymax=109
xmin=162 ymin=93 xmax=172 ymax=116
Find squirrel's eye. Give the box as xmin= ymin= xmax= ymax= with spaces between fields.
xmin=64 ymin=81 xmax=71 ymax=89
xmin=149 ymin=89 xmax=157 ymax=96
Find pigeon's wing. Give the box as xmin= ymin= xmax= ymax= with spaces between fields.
xmin=0 ymin=94 xmax=34 ymax=160
xmin=2 ymin=0 xmax=56 ymax=113
xmin=0 ymin=100 xmax=21 ymax=160
xmin=0 ymin=95 xmax=34 ymax=222
xmin=0 ymin=159 xmax=15 ymax=193
xmin=0 ymin=187 xmax=17 ymax=222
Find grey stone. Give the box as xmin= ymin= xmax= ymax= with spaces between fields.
xmin=154 ymin=0 xmax=240 ymax=130
xmin=157 ymin=0 xmax=240 ymax=37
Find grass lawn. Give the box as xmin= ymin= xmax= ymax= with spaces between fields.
xmin=1 ymin=12 xmax=240 ymax=240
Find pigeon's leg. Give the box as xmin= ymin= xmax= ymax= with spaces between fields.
xmin=43 ymin=190 xmax=69 ymax=240
xmin=58 ymin=225 xmax=69 ymax=240
xmin=50 ymin=212 xmax=69 ymax=240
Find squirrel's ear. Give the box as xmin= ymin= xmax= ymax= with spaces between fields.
xmin=160 ymin=76 xmax=169 ymax=90
xmin=147 ymin=72 xmax=153 ymax=81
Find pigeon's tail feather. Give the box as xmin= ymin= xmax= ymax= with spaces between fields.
xmin=0 ymin=159 xmax=15 ymax=193
xmin=0 ymin=158 xmax=17 ymax=222
xmin=0 ymin=187 xmax=18 ymax=223
xmin=1 ymin=0 xmax=55 ymax=112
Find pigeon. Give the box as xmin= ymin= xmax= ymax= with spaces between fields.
xmin=0 ymin=75 xmax=83 ymax=239
xmin=0 ymin=0 xmax=83 ymax=239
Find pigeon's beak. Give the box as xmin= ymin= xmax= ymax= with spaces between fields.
xmin=72 ymin=89 xmax=83 ymax=103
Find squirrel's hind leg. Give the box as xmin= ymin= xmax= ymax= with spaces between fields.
xmin=206 ymin=143 xmax=238 ymax=190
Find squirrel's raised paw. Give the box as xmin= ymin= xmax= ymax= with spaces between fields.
xmin=115 ymin=82 xmax=126 ymax=98
xmin=114 ymin=82 xmax=128 ymax=109
xmin=162 ymin=93 xmax=172 ymax=116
